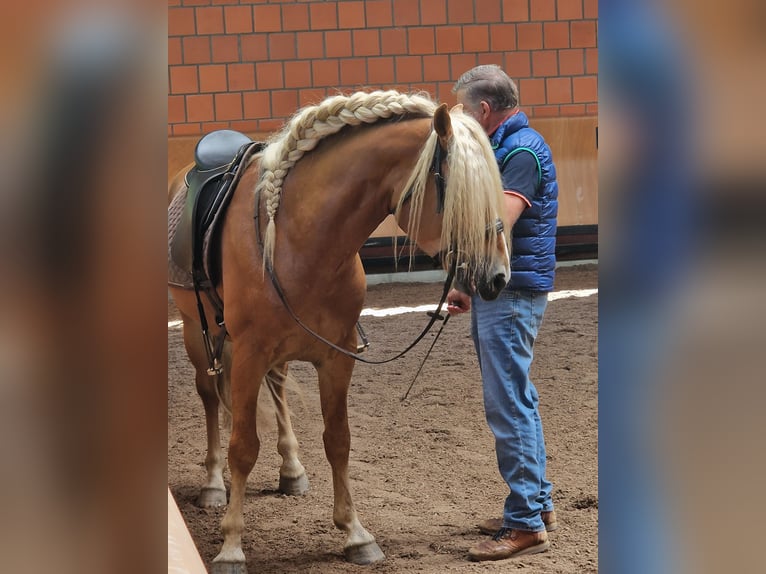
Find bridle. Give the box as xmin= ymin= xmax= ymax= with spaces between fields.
xmin=253 ymin=131 xmax=457 ymax=365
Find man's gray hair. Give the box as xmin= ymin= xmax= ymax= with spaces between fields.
xmin=453 ymin=64 xmax=519 ymax=111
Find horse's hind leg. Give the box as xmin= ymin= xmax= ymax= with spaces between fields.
xmin=181 ymin=312 xmax=228 ymax=507
xmin=212 ymin=344 xmax=265 ymax=573
xmin=316 ymin=356 xmax=385 ymax=565
xmin=265 ymin=364 xmax=309 ymax=496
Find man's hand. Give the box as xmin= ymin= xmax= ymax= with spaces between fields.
xmin=446 ymin=288 xmax=471 ymax=315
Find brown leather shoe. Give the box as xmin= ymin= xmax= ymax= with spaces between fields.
xmin=477 ymin=510 xmax=559 ymax=535
xmin=468 ymin=528 xmax=550 ymax=561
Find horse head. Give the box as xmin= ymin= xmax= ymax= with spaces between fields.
xmin=396 ymin=103 xmax=510 ymax=301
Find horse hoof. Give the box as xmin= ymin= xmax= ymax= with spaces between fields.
xmin=278 ymin=473 xmax=310 ymax=496
xmin=344 ymin=542 xmax=385 ymax=565
xmin=210 ymin=562 xmax=247 ymax=574
xmin=197 ymin=487 xmax=227 ymax=508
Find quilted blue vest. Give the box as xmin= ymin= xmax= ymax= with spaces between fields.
xmin=491 ymin=111 xmax=558 ymax=291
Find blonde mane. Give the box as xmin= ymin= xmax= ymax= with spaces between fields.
xmin=395 ymin=110 xmax=506 ymax=279
xmin=256 ymin=90 xmax=437 ymax=269
xmin=255 ymin=90 xmax=505 ymax=277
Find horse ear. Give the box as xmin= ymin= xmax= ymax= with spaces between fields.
xmin=433 ymin=103 xmax=453 ymax=145
xmin=450 ymin=103 xmax=464 ymax=113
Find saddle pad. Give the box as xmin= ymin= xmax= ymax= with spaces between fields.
xmin=168 ymin=186 xmax=194 ymax=289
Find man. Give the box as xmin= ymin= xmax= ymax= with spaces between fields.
xmin=447 ymin=64 xmax=559 ymax=561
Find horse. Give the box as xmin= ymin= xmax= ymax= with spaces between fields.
xmin=168 ymin=90 xmax=511 ymax=573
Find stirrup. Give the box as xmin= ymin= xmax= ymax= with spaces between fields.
xmin=206 ymin=358 xmax=223 ymax=376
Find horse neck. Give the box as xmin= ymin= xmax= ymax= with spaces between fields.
xmin=279 ymin=119 xmax=432 ymax=269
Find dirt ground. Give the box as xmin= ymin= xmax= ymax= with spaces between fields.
xmin=168 ymin=263 xmax=598 ymax=573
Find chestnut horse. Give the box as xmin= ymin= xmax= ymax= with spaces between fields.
xmin=168 ymin=90 xmax=510 ymax=573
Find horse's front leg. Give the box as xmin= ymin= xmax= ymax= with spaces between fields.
xmin=265 ymin=364 xmax=310 ymax=495
xmin=211 ymin=345 xmax=265 ymax=574
xmin=316 ymin=355 xmax=385 ymax=565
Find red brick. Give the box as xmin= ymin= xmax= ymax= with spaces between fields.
xmin=296 ymin=31 xmax=324 ymax=58
xmin=224 ymin=5 xmax=253 ymax=34
xmin=202 ymin=124 xmax=230 ymax=135
xmin=269 ymin=33 xmax=297 ymax=59
xmin=518 ymin=78 xmax=545 ymax=105
xmin=183 ymin=37 xmax=212 ymax=64
xmin=435 ymin=26 xmax=462 ymax=54
xmin=572 ymin=75 xmax=597 ymax=102
xmin=531 ymin=105 xmax=560 ymax=117
xmin=271 ymin=90 xmax=299 ymax=117
xmin=395 ymin=56 xmax=422 ymax=83
xmin=517 ymin=23 xmax=543 ymax=50
xmin=174 ymin=123 xmax=202 ymax=137
xmin=583 ymin=0 xmax=598 ymax=18
xmin=312 ymin=59 xmax=340 ymax=87
xmin=365 ymin=0 xmax=393 ymax=27
xmin=585 ymin=103 xmax=598 ymax=115
xmin=282 ymin=4 xmax=310 ymax=31
xmin=258 ymin=119 xmax=285 ymax=132
xmin=558 ymin=0 xmax=583 ymax=20
xmin=340 ymin=59 xmax=367 ymax=86
xmin=243 ymin=91 xmax=271 ymax=119
xmin=585 ymin=47 xmax=598 ymax=74
xmin=353 ymin=29 xmax=380 ymax=56
xmin=215 ymin=93 xmax=243 ymax=120
xmin=530 ymin=0 xmax=556 ymax=21
xmin=229 ymin=120 xmax=260 ymax=133
xmin=228 ymin=63 xmax=256 ymax=91
xmin=381 ymin=28 xmax=408 ymax=55
xmin=450 ymin=53 xmax=478 ymax=80
xmin=325 ymin=30 xmax=352 ymax=58
xmin=489 ymin=23 xmax=516 ymax=51
xmin=183 ymin=0 xmax=210 ymax=6
xmin=310 ymin=2 xmax=338 ymax=30
xmin=436 ymin=81 xmax=457 ymax=103
xmin=411 ymin=82 xmax=437 ymax=97
xmin=571 ymin=20 xmax=597 ymax=48
xmin=478 ymin=52 xmax=504 ymax=66
xmin=475 ymin=0 xmax=501 ymax=23
xmin=368 ymin=57 xmax=395 ymax=84
xmin=543 ymin=21 xmax=570 ymax=49
xmin=242 ymin=35 xmax=268 ymax=60
xmin=532 ymin=50 xmax=558 ymax=77
xmin=408 ymin=27 xmax=436 ymax=55
xmin=559 ymin=103 xmax=586 ymax=116
xmin=447 ymin=0 xmax=473 ymax=23
xmin=169 ymin=8 xmax=196 ymax=36
xmin=503 ymin=0 xmax=529 ymax=22
xmin=211 ymin=36 xmax=239 ymax=63
xmin=558 ymin=49 xmax=584 ymax=75
xmin=284 ymin=61 xmax=312 ymax=88
xmin=196 ymin=7 xmax=224 ymax=35
xmin=393 ymin=0 xmax=419 ymax=25
xmin=423 ymin=54 xmax=451 ymax=81
xmin=168 ymin=95 xmax=186 ymax=124
xmin=198 ymin=64 xmax=228 ymax=92
xmin=256 ymin=62 xmax=284 ymax=89
xmin=299 ymin=88 xmax=328 ymax=107
xmin=170 ymin=66 xmax=199 ymax=94
xmin=186 ymin=94 xmax=215 ymax=122
xmin=254 ymin=5 xmax=282 ymax=33
xmin=168 ymin=38 xmax=183 ymax=66
xmin=463 ymin=25 xmax=489 ymax=52
xmin=338 ymin=1 xmax=366 ymax=28
xmin=504 ymin=51 xmax=530 ymax=79
xmin=421 ymin=0 xmax=447 ymax=25
xmin=546 ymin=77 xmax=571 ymax=104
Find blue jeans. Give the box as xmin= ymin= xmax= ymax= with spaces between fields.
xmin=470 ymin=288 xmax=553 ymax=532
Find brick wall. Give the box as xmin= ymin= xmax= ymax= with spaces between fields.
xmin=168 ymin=0 xmax=598 ymax=137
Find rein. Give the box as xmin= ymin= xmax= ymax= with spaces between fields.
xmin=253 ymin=133 xmax=455 ymax=365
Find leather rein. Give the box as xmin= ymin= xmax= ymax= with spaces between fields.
xmin=253 ymin=134 xmax=455 ymax=365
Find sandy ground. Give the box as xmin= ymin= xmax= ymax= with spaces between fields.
xmin=168 ymin=263 xmax=598 ymax=573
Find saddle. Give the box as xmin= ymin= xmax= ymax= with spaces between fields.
xmin=170 ymin=130 xmax=263 ymax=290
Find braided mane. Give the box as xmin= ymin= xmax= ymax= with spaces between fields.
xmin=256 ymin=90 xmax=437 ymax=269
